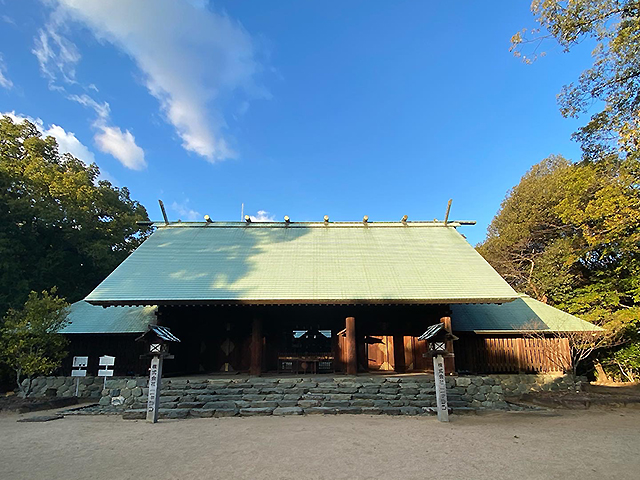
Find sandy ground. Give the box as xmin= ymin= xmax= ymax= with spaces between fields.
xmin=2 ymin=409 xmax=640 ymax=480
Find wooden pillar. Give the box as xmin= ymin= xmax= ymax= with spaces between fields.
xmin=250 ymin=317 xmax=262 ymax=376
xmin=440 ymin=316 xmax=456 ymax=374
xmin=346 ymin=316 xmax=357 ymax=375
xmin=393 ymin=334 xmax=406 ymax=373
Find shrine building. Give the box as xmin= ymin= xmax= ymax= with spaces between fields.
xmin=73 ymin=218 xmax=599 ymax=377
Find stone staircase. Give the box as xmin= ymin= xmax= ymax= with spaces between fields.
xmin=122 ymin=375 xmax=468 ymax=419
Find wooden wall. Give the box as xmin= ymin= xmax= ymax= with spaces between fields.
xmin=455 ymin=335 xmax=571 ymax=374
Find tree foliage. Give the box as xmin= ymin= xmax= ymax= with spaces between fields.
xmin=0 ymin=115 xmax=152 ymax=318
xmin=478 ymin=155 xmax=640 ymax=377
xmin=0 ymin=289 xmax=69 ymax=396
xmin=512 ymin=0 xmax=640 ymax=161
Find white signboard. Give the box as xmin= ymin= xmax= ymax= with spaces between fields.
xmin=433 ymin=354 xmax=449 ymax=422
xmin=72 ymin=356 xmax=89 ymax=368
xmin=99 ymin=355 xmax=116 ymax=366
xmin=71 ymin=369 xmax=87 ymax=377
xmin=97 ymin=369 xmax=114 ymax=377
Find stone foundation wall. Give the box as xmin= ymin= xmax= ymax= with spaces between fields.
xmin=24 ymin=376 xmax=147 ymax=399
xmin=93 ymin=373 xmax=585 ymax=418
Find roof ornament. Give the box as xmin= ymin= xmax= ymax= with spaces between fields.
xmin=401 ymin=215 xmax=408 ymax=223
xmin=324 ymin=215 xmax=329 ymax=224
xmin=284 ymin=215 xmax=290 ymax=224
xmin=444 ymin=199 xmax=452 ymax=226
xmin=204 ymin=215 xmax=213 ymax=223
xmin=158 ymin=200 xmax=169 ymax=225
xmin=362 ymin=215 xmax=369 ymax=224
xmin=244 ymin=215 xmax=252 ymax=223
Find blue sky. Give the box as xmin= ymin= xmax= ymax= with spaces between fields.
xmin=0 ymin=1 xmax=594 ymax=245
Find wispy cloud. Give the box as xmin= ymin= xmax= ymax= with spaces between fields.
xmin=45 ymin=0 xmax=268 ymax=162
xmin=250 ymin=210 xmax=276 ymax=222
xmin=32 ymin=15 xmax=81 ymax=86
xmin=171 ymin=200 xmax=201 ymax=222
xmin=31 ymin=13 xmax=146 ymax=170
xmin=2 ymin=111 xmax=95 ymax=163
xmin=0 ymin=53 xmax=13 ymax=89
xmin=67 ymin=93 xmax=146 ymax=169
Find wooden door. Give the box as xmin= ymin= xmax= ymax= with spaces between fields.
xmin=367 ymin=335 xmax=394 ymax=370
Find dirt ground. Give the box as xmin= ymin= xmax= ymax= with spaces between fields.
xmin=2 ymin=409 xmax=640 ymax=480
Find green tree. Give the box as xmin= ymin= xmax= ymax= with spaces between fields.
xmin=0 ymin=289 xmax=69 ymax=396
xmin=512 ymin=0 xmax=640 ymax=161
xmin=478 ymin=154 xmax=640 ymax=376
xmin=0 ymin=115 xmax=152 ymax=318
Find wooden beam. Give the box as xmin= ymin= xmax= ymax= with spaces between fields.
xmin=440 ymin=316 xmax=456 ymax=374
xmin=393 ymin=334 xmax=406 ymax=373
xmin=250 ymin=317 xmax=262 ymax=376
xmin=346 ymin=316 xmax=357 ymax=375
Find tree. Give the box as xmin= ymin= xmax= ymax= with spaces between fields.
xmin=0 ymin=289 xmax=69 ymax=396
xmin=512 ymin=1 xmax=640 ymax=161
xmin=0 ymin=115 xmax=153 ymax=318
xmin=478 ymin=154 xmax=640 ymax=377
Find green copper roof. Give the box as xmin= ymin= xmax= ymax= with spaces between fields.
xmin=60 ymin=301 xmax=155 ymax=334
xmin=85 ymin=222 xmax=518 ymax=305
xmin=451 ymin=295 xmax=603 ymax=332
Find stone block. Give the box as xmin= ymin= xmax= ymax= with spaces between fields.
xmin=122 ymin=410 xmax=146 ymax=420
xmin=350 ymin=399 xmax=374 ymax=407
xmin=125 ymin=396 xmax=136 ymax=406
xmin=178 ymin=402 xmax=205 ymax=409
xmin=276 ymin=400 xmax=299 ymax=407
xmin=324 ymin=401 xmax=350 ymax=408
xmin=203 ymin=401 xmax=236 ymax=409
xmin=250 ymin=400 xmax=279 ymax=408
xmin=301 ymin=394 xmax=326 ymax=401
xmin=190 ymin=409 xmax=215 ymax=418
xmin=381 ymin=407 xmax=402 ymax=415
xmin=373 ymin=400 xmax=391 ymax=408
xmin=359 ymin=387 xmax=380 ymax=394
xmin=159 ymin=395 xmax=180 ymax=403
xmin=214 ymin=409 xmax=238 ymax=417
xmin=282 ymin=394 xmax=301 ymax=401
xmin=239 ymin=407 xmax=274 ymax=416
xmin=273 ymin=407 xmax=303 ymax=416
xmin=242 ymin=394 xmax=266 ymax=401
xmin=334 ymin=406 xmax=362 ymax=414
xmin=304 ymin=407 xmax=337 ymax=415
xmin=361 ymin=407 xmax=382 ymax=415
xmin=400 ymin=406 xmax=422 ymax=416
xmin=352 ymin=393 xmax=379 ymax=400
xmin=336 ymin=387 xmax=358 ymax=394
xmin=121 ymin=389 xmax=132 ymax=399
xmin=111 ymin=396 xmax=125 ymax=406
xmin=455 ymin=377 xmax=472 ymax=387
xmin=398 ymin=388 xmax=419 ymax=395
xmin=132 ymin=387 xmax=143 ymax=397
xmin=329 ymin=393 xmax=352 ymax=401
xmin=298 ymin=400 xmax=320 ymax=408
xmin=471 ymin=377 xmax=484 ymax=386
xmin=125 ymin=379 xmax=137 ymax=389
xmin=162 ymin=409 xmax=190 ymax=419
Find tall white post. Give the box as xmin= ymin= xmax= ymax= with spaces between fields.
xmin=433 ymin=354 xmax=449 ymax=422
xmin=146 ymin=356 xmax=164 ymax=423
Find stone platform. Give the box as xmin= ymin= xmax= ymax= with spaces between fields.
xmin=82 ymin=373 xmax=584 ymax=418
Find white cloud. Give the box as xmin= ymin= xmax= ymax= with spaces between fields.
xmin=67 ymin=93 xmax=146 ymax=170
xmin=171 ymin=200 xmax=201 ymax=222
xmin=94 ymin=125 xmax=146 ymax=171
xmin=43 ymin=124 xmax=96 ymax=163
xmin=0 ymin=53 xmax=13 ymax=89
xmin=1 ymin=111 xmax=95 ymax=163
xmin=32 ymin=15 xmax=81 ymax=85
xmin=250 ymin=210 xmax=276 ymax=222
xmin=46 ymin=0 xmax=267 ymax=162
